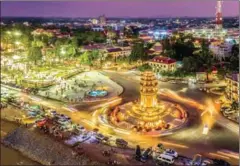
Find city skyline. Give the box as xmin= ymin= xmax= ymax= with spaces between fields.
xmin=1 ymin=1 xmax=239 ymax=18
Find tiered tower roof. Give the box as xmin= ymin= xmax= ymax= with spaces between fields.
xmin=140 ymin=71 xmax=158 ymax=94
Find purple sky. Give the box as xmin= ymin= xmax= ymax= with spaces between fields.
xmin=1 ymin=1 xmax=239 ymax=18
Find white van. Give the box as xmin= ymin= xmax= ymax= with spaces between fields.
xmin=157 ymin=154 xmax=175 ymax=164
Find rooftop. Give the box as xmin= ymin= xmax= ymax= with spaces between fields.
xmin=151 ymin=56 xmax=176 ymax=64
xmin=227 ymin=73 xmax=239 ymax=82
xmin=107 ymin=48 xmax=122 ymax=52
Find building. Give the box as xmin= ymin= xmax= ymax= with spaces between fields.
xmin=99 ymin=15 xmax=107 ymax=25
xmin=91 ymin=19 xmax=99 ymax=25
xmin=209 ymin=41 xmax=233 ymax=61
xmin=92 ymin=26 xmax=104 ymax=32
xmin=139 ymin=34 xmax=153 ymax=43
xmin=31 ymin=28 xmax=71 ymax=38
xmin=80 ymin=43 xmax=106 ymax=52
xmin=149 ymin=42 xmax=163 ymax=55
xmin=225 ymin=73 xmax=239 ymax=103
xmin=105 ymin=47 xmax=131 ymax=58
xmin=196 ymin=66 xmax=218 ymax=81
xmin=148 ymin=56 xmax=176 ymax=72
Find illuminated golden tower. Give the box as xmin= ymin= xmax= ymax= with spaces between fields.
xmin=109 ymin=71 xmax=187 ymax=133
xmin=140 ymin=71 xmax=158 ymax=108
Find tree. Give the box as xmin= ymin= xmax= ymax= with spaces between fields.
xmin=79 ymin=51 xmax=98 ymax=67
xmin=28 ymin=46 xmax=43 ymax=65
xmin=129 ymin=42 xmax=147 ymax=64
xmin=138 ymin=64 xmax=152 ymax=72
xmin=79 ymin=51 xmax=91 ymax=66
xmin=197 ymin=40 xmax=215 ymax=81
xmin=217 ymin=67 xmax=227 ymax=80
xmin=229 ymin=55 xmax=239 ymax=72
xmin=228 ymin=44 xmax=239 ymax=72
xmin=231 ymin=101 xmax=238 ymax=110
xmin=182 ymin=56 xmax=198 ymax=72
xmin=163 ymin=33 xmax=195 ymax=61
xmin=231 ymin=44 xmax=239 ymax=57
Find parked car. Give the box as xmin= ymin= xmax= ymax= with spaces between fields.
xmin=48 ymin=110 xmax=57 ymax=116
xmin=156 ymin=153 xmax=175 ymax=165
xmin=102 ymin=150 xmax=111 ymax=157
xmin=212 ymin=159 xmax=230 ymax=166
xmin=201 ymin=158 xmax=213 ymax=166
xmin=96 ymin=133 xmax=105 ymax=141
xmin=190 ymin=154 xmax=202 ymax=166
xmin=115 ymin=138 xmax=128 ymax=148
xmin=141 ymin=147 xmax=152 ymax=163
xmin=163 ymin=149 xmax=178 ymax=158
xmin=76 ymin=125 xmax=86 ymax=132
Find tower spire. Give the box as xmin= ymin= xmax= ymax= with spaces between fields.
xmin=216 ymin=0 xmax=223 ymax=29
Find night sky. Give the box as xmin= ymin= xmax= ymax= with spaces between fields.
xmin=1 ymin=1 xmax=239 ymax=18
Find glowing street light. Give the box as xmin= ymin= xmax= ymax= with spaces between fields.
xmin=60 ymin=47 xmax=66 ymax=55
xmin=202 ymin=124 xmax=209 ymax=135
xmin=61 ymin=50 xmax=66 ymax=55
xmin=13 ymin=55 xmax=20 ymax=60
xmin=14 ymin=31 xmax=21 ymax=36
xmin=15 ymin=41 xmax=20 ymax=45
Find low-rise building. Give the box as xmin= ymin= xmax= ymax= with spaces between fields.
xmin=209 ymin=41 xmax=234 ymax=61
xmin=196 ymin=66 xmax=218 ymax=81
xmin=32 ymin=28 xmax=71 ymax=38
xmin=148 ymin=56 xmax=176 ymax=72
xmin=105 ymin=47 xmax=131 ymax=58
xmin=81 ymin=43 xmax=106 ymax=52
xmin=225 ymin=73 xmax=239 ymax=103
xmin=149 ymin=42 xmax=163 ymax=55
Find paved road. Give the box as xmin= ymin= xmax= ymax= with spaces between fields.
xmin=100 ymin=71 xmax=239 ymax=164
xmin=1 ymin=71 xmax=239 ymax=164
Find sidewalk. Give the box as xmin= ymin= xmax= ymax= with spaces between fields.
xmin=1 ymin=84 xmax=22 ymax=92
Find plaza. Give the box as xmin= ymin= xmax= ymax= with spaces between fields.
xmin=38 ymin=71 xmax=123 ymax=103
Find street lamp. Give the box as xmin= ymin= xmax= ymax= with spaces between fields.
xmin=60 ymin=47 xmax=66 ymax=55
xmin=15 ymin=41 xmax=20 ymax=45
xmin=61 ymin=50 xmax=66 ymax=55
xmin=14 ymin=31 xmax=21 ymax=36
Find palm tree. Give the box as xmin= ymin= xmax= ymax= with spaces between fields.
xmin=198 ymin=41 xmax=215 ymax=81
xmin=28 ymin=46 xmax=43 ymax=65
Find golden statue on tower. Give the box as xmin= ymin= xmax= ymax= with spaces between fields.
xmin=110 ymin=71 xmax=187 ymax=133
xmin=140 ymin=71 xmax=158 ymax=108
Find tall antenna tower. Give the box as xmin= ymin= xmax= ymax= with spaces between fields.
xmin=216 ymin=0 xmax=223 ymax=29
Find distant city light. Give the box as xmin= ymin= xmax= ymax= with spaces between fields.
xmin=13 ymin=55 xmax=20 ymax=60
xmin=225 ymin=38 xmax=233 ymax=42
xmin=154 ymin=31 xmax=160 ymax=35
xmin=160 ymin=31 xmax=167 ymax=35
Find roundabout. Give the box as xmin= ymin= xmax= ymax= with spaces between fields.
xmin=93 ymin=71 xmax=188 ymax=136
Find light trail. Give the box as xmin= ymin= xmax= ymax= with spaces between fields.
xmin=114 ymin=129 xmax=131 ymax=135
xmin=159 ymin=141 xmax=189 ymax=149
xmin=90 ymin=97 xmax=122 ymax=110
xmin=208 ymin=153 xmax=230 ymax=160
xmin=217 ymin=151 xmax=239 ymax=159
